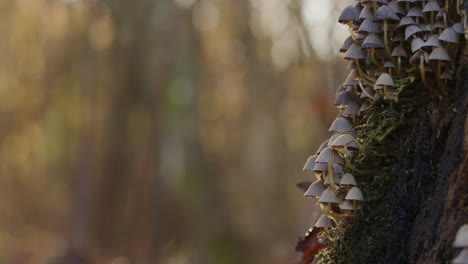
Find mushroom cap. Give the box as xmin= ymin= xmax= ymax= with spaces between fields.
xmin=411 ymin=37 xmax=425 ymax=52
xmin=391 ymin=45 xmax=408 ymax=57
xmin=453 ymin=224 xmax=468 ymax=248
xmin=328 ymin=133 xmax=342 ymax=146
xmin=409 ymin=50 xmax=429 ymax=65
xmin=359 ymin=101 xmax=371 ymax=113
xmin=375 ymin=73 xmax=395 ymax=87
xmin=360 ymin=85 xmax=375 ymax=99
xmin=333 ymin=164 xmax=344 ymax=174
xmin=383 ymin=60 xmax=396 ymax=69
xmin=433 ymin=20 xmax=446 ymax=30
xmin=422 ymin=34 xmax=441 ymax=48
xmin=453 ymin=22 xmax=464 ymax=34
xmin=343 ymin=100 xmax=361 ymax=116
xmin=340 ymin=200 xmax=363 ymax=210
xmin=453 ymin=248 xmax=468 ymax=264
xmin=316 ymin=147 xmax=344 ymax=165
xmin=316 ymin=140 xmax=329 ymax=155
xmin=358 ymin=18 xmax=383 ymax=33
xmin=340 ymin=36 xmax=355 ymax=53
xmin=323 ymin=173 xmax=341 ymax=185
xmin=388 ymin=0 xmax=405 ymax=15
xmin=330 ymin=134 xmax=356 ymax=147
xmin=339 ymin=5 xmax=360 ymax=23
xmin=344 ymin=43 xmax=368 ymax=60
xmin=303 ymin=155 xmax=318 ymax=171
xmin=334 ymin=91 xmax=355 ymax=107
xmin=405 ymin=24 xmax=423 ymax=40
xmin=329 ymin=117 xmax=354 ymax=133
xmin=315 ymin=215 xmax=335 ymax=228
xmin=428 ymin=46 xmax=451 ymax=62
xmin=340 ymin=173 xmax=357 ymax=186
xmin=304 ymin=180 xmax=326 ymax=198
xmin=422 ymin=0 xmax=441 ymax=13
xmin=439 ymin=27 xmax=460 ymax=43
xmin=318 ymin=187 xmax=340 ymax=204
xmin=359 ymin=6 xmax=375 ymax=20
xmin=397 ymin=16 xmax=417 ymax=29
xmin=362 ymin=33 xmax=385 ymax=49
xmin=375 ymin=5 xmax=399 ymax=21
xmin=313 ymin=162 xmax=329 ymax=172
xmin=345 ymin=187 xmax=364 ymax=201
xmin=407 ymin=6 xmax=423 ymax=17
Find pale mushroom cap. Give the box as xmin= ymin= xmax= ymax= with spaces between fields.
xmin=328 ymin=133 xmax=342 ymax=146
xmin=340 ymin=36 xmax=355 ymax=53
xmin=332 ymin=164 xmax=344 ymax=174
xmin=433 ymin=20 xmax=445 ymax=30
xmin=315 ymin=215 xmax=335 ymax=228
xmin=339 ymin=5 xmax=360 ymax=23
xmin=331 ymin=134 xmax=356 ymax=147
xmin=335 ymin=91 xmax=355 ymax=107
xmin=359 ymin=6 xmax=375 ymax=20
xmin=304 ymin=180 xmax=326 ymax=198
xmin=358 ymin=18 xmax=383 ymax=33
xmin=388 ymin=0 xmax=405 ymax=15
xmin=423 ymin=34 xmax=441 ymax=48
xmin=344 ymin=43 xmax=368 ymax=60
xmin=428 ymin=46 xmax=451 ymax=62
xmin=392 ymin=45 xmax=408 ymax=57
xmin=375 ymin=5 xmax=399 ymax=21
xmin=383 ymin=60 xmax=396 ymax=68
xmin=313 ymin=162 xmax=329 ymax=172
xmin=439 ymin=27 xmax=460 ymax=43
xmin=340 ymin=173 xmax=357 ymax=186
xmin=316 ymin=140 xmax=329 ymax=155
xmin=411 ymin=37 xmax=425 ymax=52
xmin=405 ymin=24 xmax=423 ymax=40
xmin=375 ymin=73 xmax=395 ymax=87
xmin=453 ymin=248 xmax=468 ymax=264
xmin=397 ymin=16 xmax=417 ymax=29
xmin=316 ymin=147 xmax=344 ymax=165
xmin=359 ymin=101 xmax=371 ymax=113
xmin=453 ymin=224 xmax=468 ymax=248
xmin=340 ymin=200 xmax=355 ymax=210
xmin=409 ymin=50 xmax=429 ymax=65
xmin=422 ymin=0 xmax=440 ymax=13
xmin=329 ymin=117 xmax=354 ymax=133
xmin=324 ymin=173 xmax=341 ymax=185
xmin=345 ymin=187 xmax=364 ymax=201
xmin=362 ymin=33 xmax=385 ymax=49
xmin=318 ymin=187 xmax=340 ymax=204
xmin=407 ymin=6 xmax=423 ymax=17
xmin=453 ymin=22 xmax=464 ymax=34
xmin=343 ymin=101 xmax=361 ymax=116
xmin=303 ymin=155 xmax=318 ymax=171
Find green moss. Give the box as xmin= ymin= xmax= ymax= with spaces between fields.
xmin=324 ymin=74 xmax=455 ymax=263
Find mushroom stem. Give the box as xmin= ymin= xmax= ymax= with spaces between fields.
xmin=397 ymin=56 xmax=401 ymax=73
xmin=358 ymin=81 xmax=375 ymax=100
xmin=348 ymin=21 xmax=356 ymax=41
xmin=355 ymin=60 xmax=376 ymax=85
xmin=327 ymin=162 xmax=338 ymax=191
xmin=383 ymin=20 xmax=392 ymax=55
xmin=419 ymin=56 xmax=427 ymax=86
xmin=430 ymin=12 xmax=434 ymax=31
xmin=319 ymin=203 xmax=342 ymax=226
xmin=370 ymin=49 xmax=383 ymax=69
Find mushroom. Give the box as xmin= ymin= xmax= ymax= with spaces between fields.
xmin=407 ymin=6 xmax=423 ymax=24
xmin=303 ymin=155 xmax=318 ymax=171
xmin=397 ymin=16 xmax=417 ymax=29
xmin=422 ymin=0 xmax=441 ymax=31
xmin=359 ymin=101 xmax=371 ymax=114
xmin=362 ymin=33 xmax=385 ymax=69
xmin=374 ymin=73 xmax=395 ymax=107
xmin=343 ymin=100 xmax=361 ymax=123
xmin=314 ymin=214 xmax=336 ymax=229
xmin=316 ymin=147 xmax=344 ymax=191
xmin=391 ymin=45 xmax=408 ymax=72
xmin=410 ymin=50 xmax=429 ymax=86
xmin=428 ymin=46 xmax=451 ymax=93
xmin=388 ymin=0 xmax=406 ymax=15
xmin=340 ymin=36 xmax=355 ymax=53
xmin=316 ymin=140 xmax=330 ymax=155
xmin=340 ymin=173 xmax=358 ymax=188
xmin=304 ymin=180 xmax=326 ymax=198
xmin=339 ymin=5 xmax=361 ymax=41
xmin=383 ymin=60 xmax=396 ymax=75
xmin=344 ymin=43 xmax=375 ymax=85
xmin=375 ymin=5 xmax=400 ymax=54
xmin=453 ymin=224 xmax=468 ymax=248
xmin=329 ymin=117 xmax=355 ymax=134
xmin=345 ymin=186 xmax=364 ymax=213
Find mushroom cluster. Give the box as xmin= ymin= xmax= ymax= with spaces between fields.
xmin=453 ymin=224 xmax=468 ymax=264
xmin=297 ymin=1 xmax=464 ymax=262
xmin=339 ymin=0 xmax=463 ymax=101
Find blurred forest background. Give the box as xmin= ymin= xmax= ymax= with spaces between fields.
xmin=0 ymin=0 xmax=354 ymax=263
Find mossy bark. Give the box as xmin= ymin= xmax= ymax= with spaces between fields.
xmin=331 ymin=10 xmax=468 ymax=264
